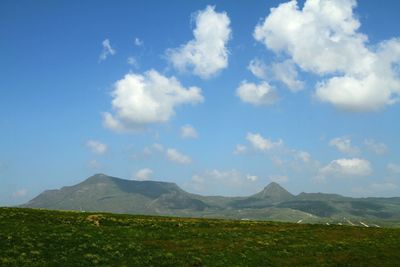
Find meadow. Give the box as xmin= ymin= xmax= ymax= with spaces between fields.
xmin=1 ymin=207 xmax=399 ymax=266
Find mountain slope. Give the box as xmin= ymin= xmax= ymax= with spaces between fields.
xmin=22 ymin=174 xmax=209 ymax=214
xmin=22 ymin=174 xmax=400 ymax=226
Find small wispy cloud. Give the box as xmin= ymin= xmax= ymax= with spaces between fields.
xmin=86 ymin=140 xmax=107 ymax=155
xmin=166 ymin=148 xmax=192 ymax=164
xmin=134 ymin=37 xmax=143 ymax=47
xmin=364 ymin=139 xmax=387 ymax=155
xmin=127 ymin=56 xmax=139 ymax=68
xmin=99 ymin=38 xmax=116 ymax=62
xmin=180 ymin=124 xmax=198 ymax=139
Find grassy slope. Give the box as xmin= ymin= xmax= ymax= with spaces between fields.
xmin=1 ymin=208 xmax=400 ymax=266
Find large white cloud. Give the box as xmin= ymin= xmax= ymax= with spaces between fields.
xmin=167 ymin=6 xmax=231 ymax=79
xmin=236 ymin=81 xmax=278 ymax=106
xmin=317 ymin=158 xmax=372 ymax=180
xmin=103 ymin=70 xmax=203 ymax=132
xmin=246 ymin=132 xmax=282 ymax=151
xmin=254 ymin=0 xmax=400 ymax=111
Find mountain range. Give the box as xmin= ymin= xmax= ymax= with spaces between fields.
xmin=21 ymin=173 xmax=400 ymax=227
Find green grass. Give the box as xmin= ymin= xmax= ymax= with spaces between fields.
xmin=1 ymin=207 xmax=400 ymax=266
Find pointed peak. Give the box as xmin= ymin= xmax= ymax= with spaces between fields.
xmin=264 ymin=182 xmax=282 ymax=190
xmin=252 ymin=181 xmax=293 ymax=202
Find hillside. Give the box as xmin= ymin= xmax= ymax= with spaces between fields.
xmin=1 ymin=208 xmax=400 ymax=266
xmin=22 ymin=174 xmax=400 ymax=227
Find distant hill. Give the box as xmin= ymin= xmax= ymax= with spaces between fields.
xmin=22 ymin=173 xmax=400 ymax=227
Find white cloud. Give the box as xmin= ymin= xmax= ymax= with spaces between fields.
xmin=248 ymin=58 xmax=268 ymax=80
xmin=236 ymin=81 xmax=278 ymax=106
xmin=127 ymin=57 xmax=139 ymax=68
xmin=254 ymin=0 xmax=400 ymax=111
xmin=317 ymin=158 xmax=372 ymax=180
xmin=294 ymin=150 xmax=311 ymax=163
xmin=233 ymin=144 xmax=247 ymax=155
xmin=246 ymin=175 xmax=259 ymax=182
xmin=246 ymin=132 xmax=282 ymax=152
xmin=167 ymin=5 xmax=231 ymax=79
xmin=180 ymin=124 xmax=198 ymax=139
xmin=86 ymin=140 xmax=107 ymax=155
xmin=166 ymin=148 xmax=192 ymax=164
xmin=387 ymin=163 xmax=400 ymax=174
xmin=329 ymin=136 xmax=359 ymax=154
xmin=134 ymin=168 xmax=153 ymax=181
xmin=12 ymin=189 xmax=27 ymax=198
xmin=248 ymin=58 xmax=303 ymax=92
xmin=269 ymin=175 xmax=288 ymax=184
xmin=271 ymin=60 xmax=304 ymax=92
xmin=364 ymin=139 xmax=387 ymax=155
xmin=103 ymin=70 xmax=203 ymax=132
xmin=99 ymin=39 xmax=116 ymax=61
xmin=134 ymin=37 xmax=143 ymax=46
xmin=133 ymin=143 xmax=165 ymax=159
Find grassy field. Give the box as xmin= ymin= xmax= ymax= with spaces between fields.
xmin=1 ymin=207 xmax=400 ymax=266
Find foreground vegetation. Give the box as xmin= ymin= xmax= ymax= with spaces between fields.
xmin=1 ymin=208 xmax=400 ymax=266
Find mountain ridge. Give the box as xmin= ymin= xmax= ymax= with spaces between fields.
xmin=22 ymin=174 xmax=400 ymax=227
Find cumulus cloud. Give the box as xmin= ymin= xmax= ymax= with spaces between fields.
xmin=248 ymin=58 xmax=268 ymax=80
xmin=12 ymin=189 xmax=27 ymax=198
xmin=103 ymin=70 xmax=203 ymax=132
xmin=271 ymin=60 xmax=304 ymax=92
xmin=86 ymin=140 xmax=107 ymax=155
xmin=248 ymin=58 xmax=303 ymax=92
xmin=246 ymin=132 xmax=282 ymax=151
xmin=167 ymin=5 xmax=231 ymax=79
xmin=254 ymin=0 xmax=400 ymax=111
xmin=364 ymin=139 xmax=387 ymax=155
xmin=317 ymin=158 xmax=372 ymax=180
xmin=180 ymin=124 xmax=198 ymax=139
xmin=99 ymin=39 xmax=116 ymax=61
xmin=236 ymin=81 xmax=278 ymax=106
xmin=329 ymin=136 xmax=359 ymax=154
xmin=166 ymin=148 xmax=192 ymax=164
xmin=134 ymin=168 xmax=153 ymax=181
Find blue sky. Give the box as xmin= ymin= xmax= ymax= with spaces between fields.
xmin=1 ymin=0 xmax=400 ymax=205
